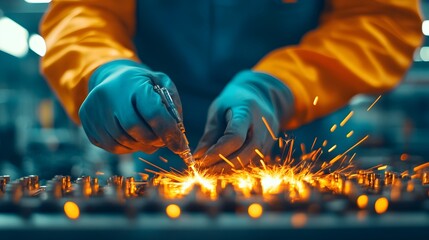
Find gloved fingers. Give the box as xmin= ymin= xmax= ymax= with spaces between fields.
xmin=134 ymin=82 xmax=188 ymax=154
xmin=106 ymin=114 xmax=162 ymax=153
xmin=204 ymin=138 xmax=258 ymax=174
xmin=198 ymin=107 xmax=251 ymax=168
xmin=116 ymin=103 xmax=165 ymax=148
xmin=79 ymin=108 xmax=136 ymax=154
xmin=150 ymin=72 xmax=183 ymax=118
xmin=202 ymin=129 xmax=275 ymax=173
xmin=193 ymin=109 xmax=225 ymax=159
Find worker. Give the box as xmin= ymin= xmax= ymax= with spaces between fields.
xmin=40 ymin=0 xmax=422 ymax=172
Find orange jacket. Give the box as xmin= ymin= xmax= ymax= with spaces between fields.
xmin=41 ymin=0 xmax=422 ymax=128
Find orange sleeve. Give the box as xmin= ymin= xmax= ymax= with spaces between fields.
xmin=254 ymin=0 xmax=423 ymax=129
xmin=40 ymin=0 xmax=139 ymax=124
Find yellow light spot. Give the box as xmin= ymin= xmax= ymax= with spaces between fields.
xmin=95 ymin=171 xmax=104 ymax=175
xmin=346 ymin=131 xmax=354 ymax=138
xmin=340 ymin=111 xmax=354 ymax=127
xmin=64 ymin=201 xmax=80 ymax=220
xmin=248 ymin=203 xmax=263 ymax=219
xmin=166 ymin=204 xmax=181 ymax=219
xmin=400 ymin=153 xmax=408 ymax=161
xmin=291 ymin=213 xmax=307 ymax=228
xmin=330 ymin=124 xmax=337 ymax=133
xmin=313 ymin=96 xmax=319 ymax=106
xmin=328 ymin=145 xmax=337 ymax=153
xmin=356 ymin=195 xmax=368 ymax=209
xmin=374 ymin=197 xmax=389 ymax=214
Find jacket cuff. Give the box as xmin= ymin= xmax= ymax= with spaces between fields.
xmin=89 ymin=59 xmax=150 ymax=91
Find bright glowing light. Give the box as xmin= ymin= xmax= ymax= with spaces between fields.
xmin=29 ymin=34 xmax=46 ymax=56
xmin=400 ymin=153 xmax=408 ymax=161
xmin=374 ymin=197 xmax=389 ymax=214
xmin=313 ymin=96 xmax=319 ymax=106
xmin=248 ymin=203 xmax=263 ymax=219
xmin=422 ymin=20 xmax=429 ymax=36
xmin=419 ymin=47 xmax=429 ymax=62
xmin=166 ymin=204 xmax=181 ymax=219
xmin=260 ymin=174 xmax=283 ymax=195
xmin=25 ymin=0 xmax=52 ymax=3
xmin=356 ymin=195 xmax=368 ymax=209
xmin=64 ymin=201 xmax=80 ymax=220
xmin=0 ymin=17 xmax=29 ymax=57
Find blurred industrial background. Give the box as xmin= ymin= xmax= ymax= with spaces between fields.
xmin=0 ymin=0 xmax=428 ymax=180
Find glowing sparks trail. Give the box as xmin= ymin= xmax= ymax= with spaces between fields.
xmin=219 ymin=154 xmax=235 ymax=168
xmin=414 ymin=162 xmax=429 ymax=172
xmin=255 ymin=149 xmax=265 ymax=159
xmin=322 ymin=140 xmax=328 ymax=147
xmin=313 ymin=96 xmax=319 ymax=106
xmin=262 ymin=116 xmax=278 ymax=140
xmin=367 ymin=95 xmax=382 ymax=111
xmin=340 ymin=111 xmax=354 ymax=127
xmin=330 ymin=124 xmax=337 ymax=132
xmin=144 ymin=96 xmax=383 ymax=202
xmin=341 ymin=135 xmax=369 ymax=156
xmin=146 ymin=131 xmax=371 ymax=201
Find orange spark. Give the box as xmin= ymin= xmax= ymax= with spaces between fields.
xmin=313 ymin=96 xmax=319 ymax=106
xmin=367 ymin=95 xmax=382 ymax=111
xmin=328 ymin=145 xmax=337 ymax=153
xmin=341 ymin=135 xmax=369 ymax=156
xmin=322 ymin=140 xmax=328 ymax=147
xmin=346 ymin=130 xmax=354 ymax=138
xmin=262 ymin=116 xmax=278 ymax=140
xmin=219 ymin=154 xmax=235 ymax=168
xmin=311 ymin=137 xmax=317 ymax=150
xmin=413 ymin=162 xmax=429 ymax=172
xmin=330 ymin=124 xmax=337 ymax=132
xmin=159 ymin=156 xmax=169 ymax=163
xmin=340 ymin=111 xmax=354 ymax=127
xmin=255 ymin=149 xmax=265 ymax=159
xmin=377 ymin=165 xmax=387 ymax=170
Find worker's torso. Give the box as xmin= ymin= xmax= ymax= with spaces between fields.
xmin=134 ymin=0 xmax=325 ymax=144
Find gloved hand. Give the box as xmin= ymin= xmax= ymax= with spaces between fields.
xmin=194 ymin=70 xmax=294 ymax=172
xmin=79 ymin=59 xmax=188 ymax=154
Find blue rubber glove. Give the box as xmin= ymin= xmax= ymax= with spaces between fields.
xmin=79 ymin=59 xmax=188 ymax=155
xmin=194 ymin=70 xmax=294 ymax=172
